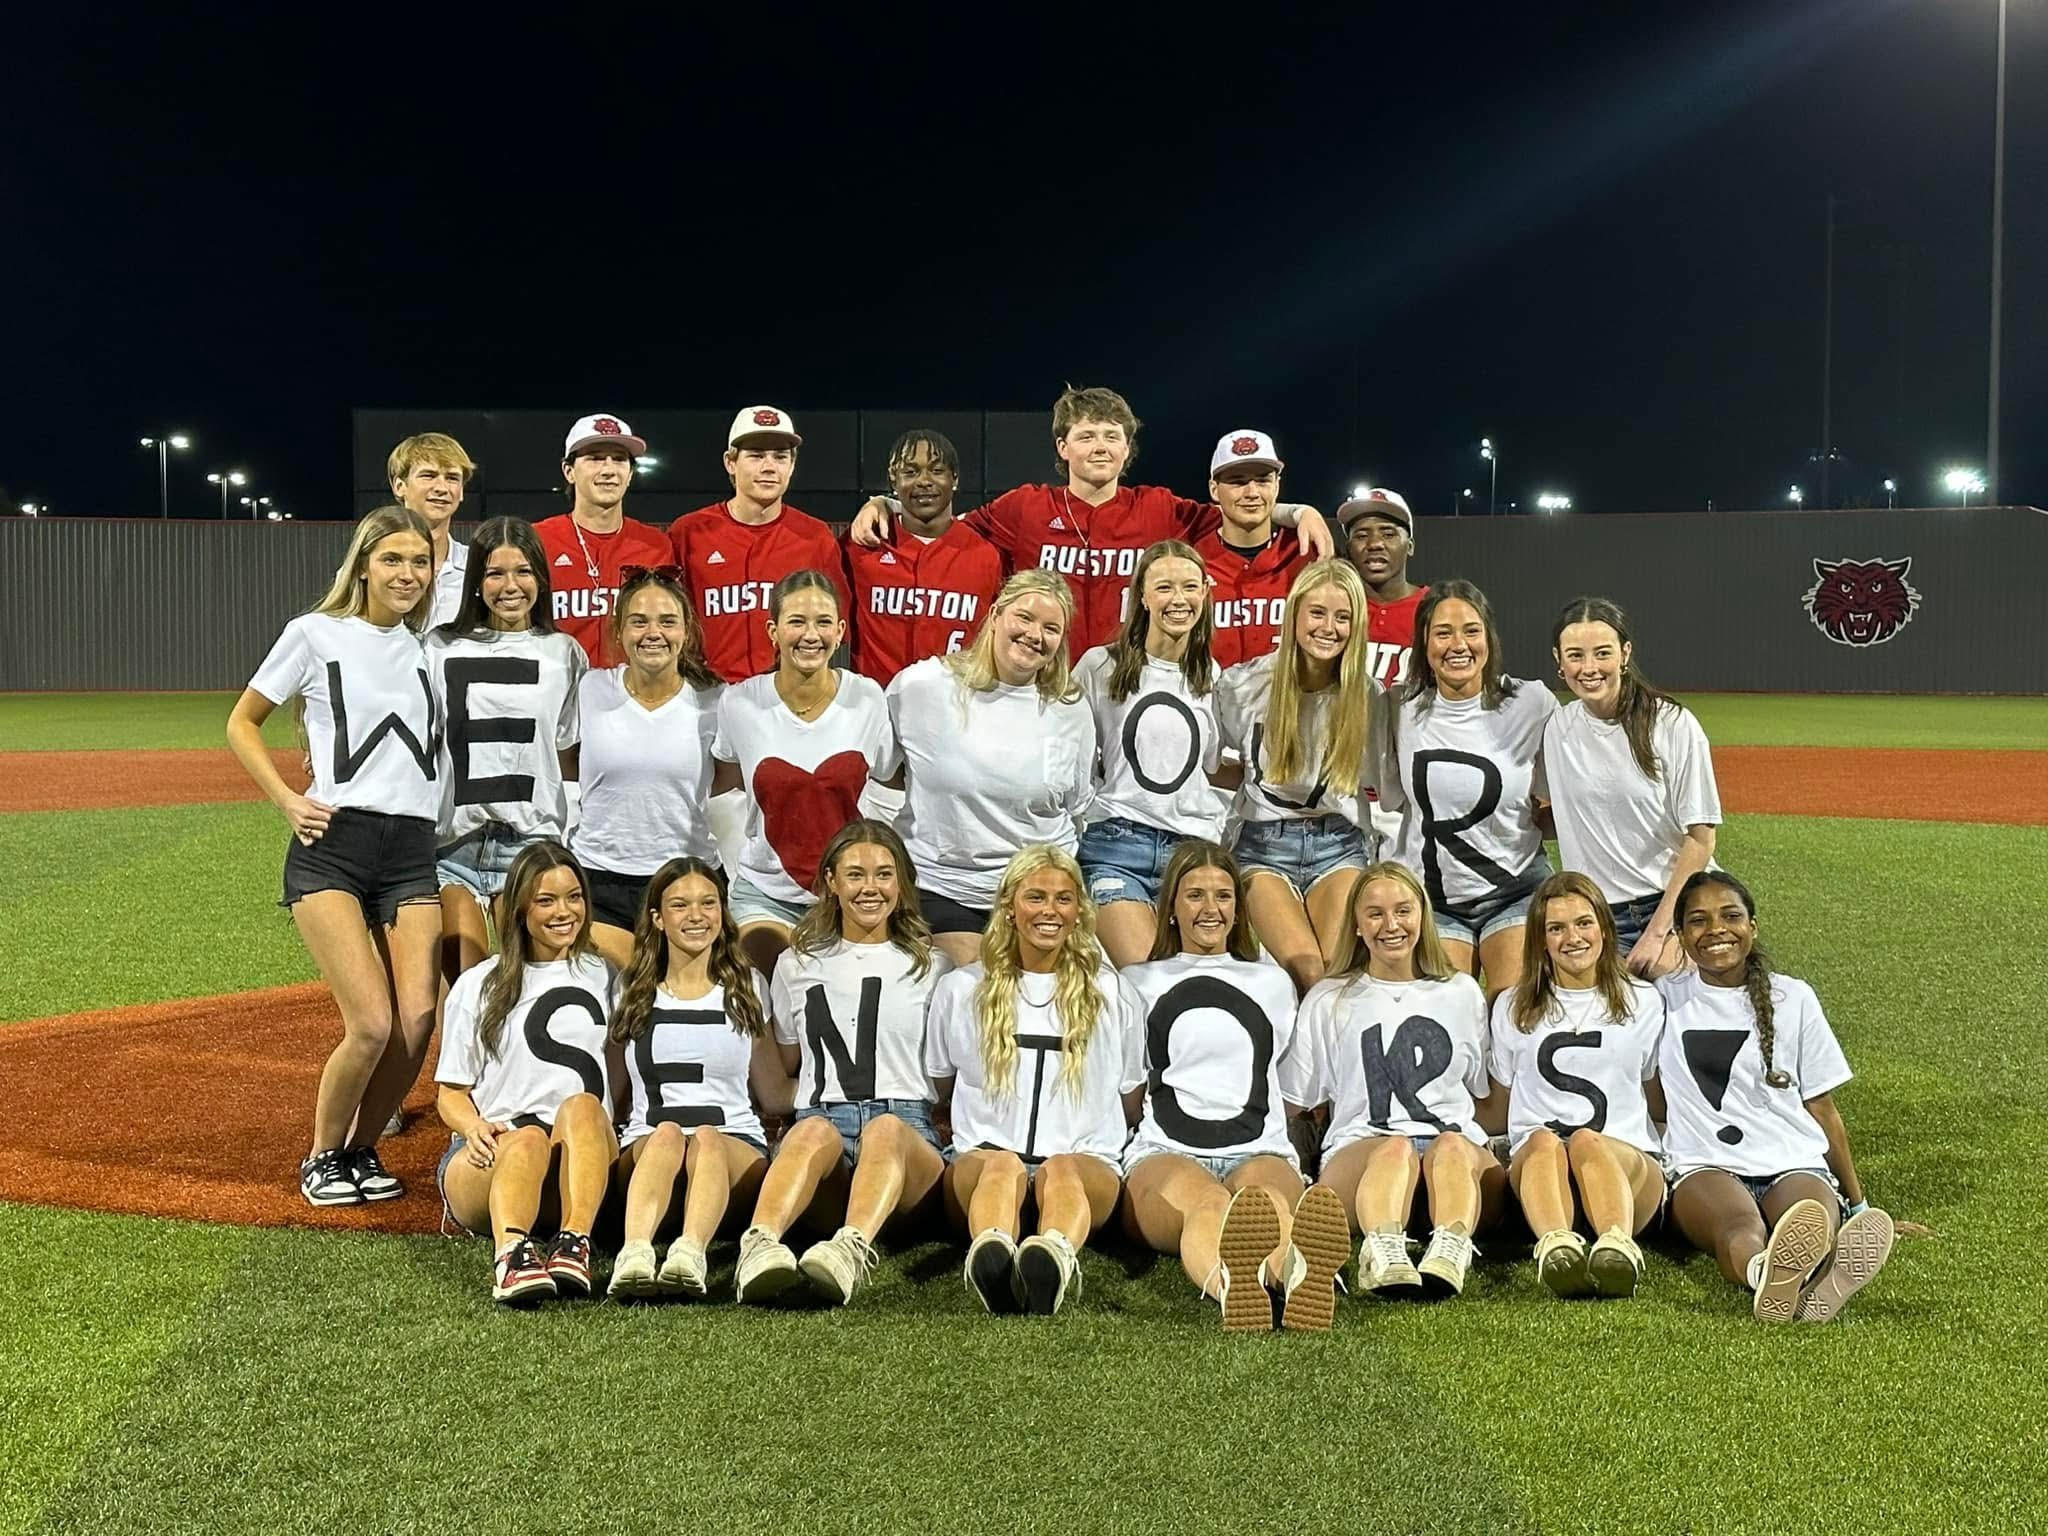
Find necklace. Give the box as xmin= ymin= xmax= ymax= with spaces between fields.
xmin=570 ymin=518 xmax=605 ymax=589
xmin=778 ymin=670 xmax=838 ymax=720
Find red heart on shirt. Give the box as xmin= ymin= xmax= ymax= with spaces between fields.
xmin=754 ymin=750 xmax=871 ymax=890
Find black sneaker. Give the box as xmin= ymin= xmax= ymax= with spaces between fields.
xmin=346 ymin=1146 xmax=404 ymax=1202
xmin=300 ymin=1148 xmax=363 ymax=1207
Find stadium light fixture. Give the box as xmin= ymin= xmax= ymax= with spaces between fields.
xmin=1349 ymin=483 xmax=1371 ymax=501
xmin=207 ymin=469 xmax=249 ymax=519
xmin=1942 ymin=467 xmax=1986 ymax=506
xmin=1788 ymin=486 xmax=1805 ymax=506
xmin=139 ymin=433 xmax=192 ymax=518
xmin=637 ymin=454 xmax=660 ymax=475
xmin=1478 ymin=438 xmax=1499 ymax=515
xmin=1535 ymin=492 xmax=1572 ymax=512
xmin=1883 ymin=477 xmax=1897 ymax=509
xmin=20 ymin=502 xmax=41 ymax=516
xmin=239 ymin=494 xmax=274 ymax=522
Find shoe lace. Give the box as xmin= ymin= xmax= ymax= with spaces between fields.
xmin=312 ymin=1148 xmax=351 ymax=1179
xmin=1433 ymin=1227 xmax=1478 ymax=1266
xmin=1367 ymin=1229 xmax=1410 ymax=1270
xmin=836 ymin=1228 xmax=878 ymax=1278
xmin=553 ymin=1230 xmax=591 ymax=1260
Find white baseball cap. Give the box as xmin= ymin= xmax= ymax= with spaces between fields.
xmin=563 ymin=413 xmax=647 ymax=460
xmin=1209 ymin=429 xmax=1283 ymax=477
xmin=1337 ymin=488 xmax=1414 ymax=532
xmin=727 ymin=405 xmax=803 ymax=449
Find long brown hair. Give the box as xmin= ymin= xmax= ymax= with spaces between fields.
xmin=610 ymin=858 xmax=766 ymax=1041
xmin=1676 ymin=870 xmax=1790 ymax=1088
xmin=1406 ymin=579 xmax=1520 ymax=710
xmin=1263 ymin=559 xmax=1373 ymax=794
xmin=610 ymin=567 xmax=720 ymax=688
xmin=1104 ymin=540 xmax=1215 ymax=702
xmin=975 ymin=845 xmax=1104 ymax=1100
xmin=786 ymin=819 xmax=935 ymax=977
xmin=1551 ymin=596 xmax=1680 ymax=780
xmin=477 ymin=841 xmax=595 ymax=1059
xmin=1328 ymin=861 xmax=1455 ymax=983
xmin=1147 ymin=839 xmax=1260 ymax=962
xmin=444 ymin=516 xmax=558 ymax=636
xmin=1510 ymin=871 xmax=1634 ymax=1032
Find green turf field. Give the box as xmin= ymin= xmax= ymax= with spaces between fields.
xmin=3 ymin=693 xmax=2045 ymax=1534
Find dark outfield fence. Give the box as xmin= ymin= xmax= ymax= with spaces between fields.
xmin=1 ymin=506 xmax=2042 ymax=694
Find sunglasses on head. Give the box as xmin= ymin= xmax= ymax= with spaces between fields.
xmin=619 ymin=563 xmax=686 ymax=585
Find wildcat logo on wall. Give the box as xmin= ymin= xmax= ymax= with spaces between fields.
xmin=1802 ymin=557 xmax=1921 ymax=647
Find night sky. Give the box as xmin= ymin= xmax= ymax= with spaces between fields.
xmin=7 ymin=0 xmax=2041 ymax=521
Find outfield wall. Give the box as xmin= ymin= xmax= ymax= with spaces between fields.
xmin=2 ymin=506 xmax=2043 ymax=693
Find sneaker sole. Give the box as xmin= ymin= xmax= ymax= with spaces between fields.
xmin=1418 ymin=1253 xmax=1467 ymax=1299
xmin=493 ymin=1276 xmax=556 ymax=1306
xmin=354 ymin=1181 xmax=405 ymax=1203
xmin=1216 ymin=1188 xmax=1283 ymax=1332
xmin=737 ymin=1259 xmax=801 ymax=1305
xmin=549 ymin=1269 xmax=592 ymax=1300
xmin=797 ymin=1249 xmax=857 ymax=1306
xmin=1796 ymin=1209 xmax=1896 ymax=1322
xmin=1017 ymin=1242 xmax=1066 ymax=1315
xmin=1539 ymin=1242 xmax=1594 ymax=1299
xmin=1587 ymin=1242 xmax=1641 ymax=1299
xmin=968 ymin=1240 xmax=1020 ymax=1314
xmin=1282 ymin=1186 xmax=1350 ymax=1332
xmin=1755 ymin=1199 xmax=1833 ymax=1322
xmin=1366 ymin=1261 xmax=1423 ymax=1294
xmin=608 ymin=1269 xmax=662 ymax=1300
xmin=301 ymin=1184 xmax=364 ymax=1208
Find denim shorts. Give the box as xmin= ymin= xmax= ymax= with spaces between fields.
xmin=1607 ymin=892 xmax=1663 ymax=950
xmin=727 ymin=870 xmax=811 ymax=930
xmin=1123 ymin=1138 xmax=1301 ymax=1182
xmin=1433 ymin=860 xmax=1551 ymax=947
xmin=281 ymin=808 xmax=438 ymax=928
xmin=1232 ymin=813 xmax=1368 ymax=899
xmin=436 ymin=821 xmax=531 ymax=902
xmin=1079 ymin=816 xmax=1182 ymax=907
xmin=793 ymin=1098 xmax=943 ymax=1169
xmin=1673 ymin=1164 xmax=1841 ymax=1211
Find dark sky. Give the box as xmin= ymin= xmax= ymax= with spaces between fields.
xmin=7 ymin=0 xmax=2041 ymax=520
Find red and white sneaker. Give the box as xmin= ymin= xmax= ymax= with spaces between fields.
xmin=546 ymin=1231 xmax=595 ymax=1299
xmin=493 ymin=1236 xmax=557 ymax=1306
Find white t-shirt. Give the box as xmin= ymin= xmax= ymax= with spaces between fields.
xmin=428 ymin=539 xmax=469 ymax=630
xmin=617 ymin=977 xmax=769 ymax=1148
xmin=887 ymin=658 xmax=1097 ymax=909
xmin=1656 ymin=969 xmax=1852 ymax=1179
xmin=1120 ymin=952 xmax=1309 ymax=1169
xmin=770 ymin=938 xmax=952 ymax=1106
xmin=924 ymin=960 xmax=1144 ymax=1162
xmin=1391 ymin=681 xmax=1556 ymax=916
xmin=1298 ymin=971 xmax=1491 ymax=1151
xmin=1542 ymin=699 xmax=1722 ymax=905
xmin=436 ymin=954 xmax=614 ymax=1126
xmin=1488 ymin=979 xmax=1664 ymax=1157
xmin=425 ymin=627 xmax=586 ymax=843
xmin=248 ymin=613 xmax=439 ymax=820
xmin=1074 ymin=648 xmax=1227 ymax=839
xmin=569 ymin=667 xmax=722 ymax=875
xmin=714 ymin=672 xmax=900 ymax=902
xmin=1214 ymin=652 xmax=1395 ymax=832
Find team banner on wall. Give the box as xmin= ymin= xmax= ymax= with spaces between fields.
xmin=1801 ymin=557 xmax=1922 ymax=648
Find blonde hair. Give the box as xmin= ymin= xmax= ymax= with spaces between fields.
xmin=310 ymin=506 xmax=435 ymax=633
xmin=974 ymin=845 xmax=1104 ymax=1101
xmin=1329 ymin=861 xmax=1456 ymax=983
xmin=945 ymin=568 xmax=1080 ymax=704
xmin=386 ymin=432 xmax=476 ymax=487
xmin=1263 ymin=559 xmax=1373 ymax=794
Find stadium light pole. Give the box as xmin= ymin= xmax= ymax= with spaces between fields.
xmin=206 ymin=469 xmax=248 ymax=518
xmin=240 ymin=494 xmax=274 ymax=521
xmin=1988 ymin=0 xmax=2007 ymax=503
xmin=20 ymin=502 xmax=42 ymax=517
xmin=139 ymin=434 xmax=191 ymax=519
xmin=1479 ymin=438 xmax=1498 ymax=516
xmin=1883 ymin=478 xmax=1897 ymax=509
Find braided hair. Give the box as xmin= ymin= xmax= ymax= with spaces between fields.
xmin=1676 ymin=870 xmax=1791 ymax=1089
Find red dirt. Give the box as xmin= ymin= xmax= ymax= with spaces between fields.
xmin=0 ymin=749 xmax=307 ymax=812
xmin=1712 ymin=747 xmax=2048 ymax=826
xmin=0 ymin=984 xmax=446 ymax=1235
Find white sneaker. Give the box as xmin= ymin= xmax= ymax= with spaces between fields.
xmin=798 ymin=1225 xmax=878 ymax=1306
xmin=657 ymin=1236 xmax=709 ymax=1297
xmin=1418 ymin=1223 xmax=1477 ymax=1297
xmin=1796 ymin=1207 xmax=1896 ymax=1322
xmin=734 ymin=1225 xmax=800 ymax=1303
xmin=1358 ymin=1226 xmax=1421 ymax=1292
xmin=1587 ymin=1227 xmax=1645 ymax=1299
xmin=608 ymin=1239 xmax=660 ymax=1299
xmin=1016 ymin=1231 xmax=1081 ymax=1315
xmin=383 ymin=1110 xmax=406 ymax=1138
xmin=964 ymin=1228 xmax=1021 ymax=1313
xmin=1534 ymin=1229 xmax=1593 ymax=1299
xmin=1754 ymin=1199 xmax=1833 ymax=1322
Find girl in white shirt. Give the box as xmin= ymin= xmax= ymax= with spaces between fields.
xmin=434 ymin=842 xmax=618 ymax=1306
xmin=926 ymin=845 xmax=1145 ymax=1316
xmin=227 ymin=506 xmax=444 ymax=1211
xmin=606 ymin=857 xmax=787 ymax=1300
xmin=732 ymin=820 xmax=952 ymax=1307
xmin=1490 ymin=872 xmax=1666 ymax=1301
xmin=1074 ymin=540 xmax=1236 ymax=967
xmin=1300 ymin=861 xmax=1505 ymax=1300
xmin=1392 ymin=579 xmax=1556 ymax=999
xmin=1544 ymin=596 xmax=1721 ymax=977
xmin=1120 ymin=840 xmax=1351 ymax=1332
xmin=713 ymin=568 xmax=898 ymax=978
xmin=1216 ymin=559 xmax=1393 ymax=997
xmin=568 ymin=568 xmax=725 ymax=969
xmin=427 ymin=516 xmax=588 ymax=980
xmin=884 ymin=570 xmax=1097 ymax=967
xmin=1660 ymin=871 xmax=1896 ymax=1324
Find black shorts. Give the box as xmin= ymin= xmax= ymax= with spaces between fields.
xmin=584 ymin=865 xmax=656 ymax=932
xmin=917 ymin=887 xmax=991 ymax=936
xmin=281 ymin=808 xmax=438 ymax=927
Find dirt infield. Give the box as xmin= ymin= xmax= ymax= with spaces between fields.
xmin=0 ymin=748 xmax=306 ymax=812
xmin=1712 ymin=747 xmax=2048 ymax=826
xmin=0 ymin=984 xmax=446 ymax=1235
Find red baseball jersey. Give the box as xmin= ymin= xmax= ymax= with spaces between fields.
xmin=1366 ymin=585 xmax=1430 ymax=691
xmin=1197 ymin=528 xmax=1311 ymax=671
xmin=957 ymin=483 xmax=1220 ymax=656
xmin=669 ymin=501 xmax=852 ymax=683
xmin=845 ymin=522 xmax=1006 ymax=684
xmin=533 ymin=512 xmax=675 ymax=666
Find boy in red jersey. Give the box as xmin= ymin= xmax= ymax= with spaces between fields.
xmin=1196 ymin=429 xmax=1311 ymax=669
xmin=533 ymin=414 xmax=673 ymax=664
xmin=850 ymin=385 xmax=1334 ymax=655
xmin=1340 ymin=488 xmax=1428 ymax=690
xmin=845 ymin=428 xmax=1005 ymax=684
xmin=669 ymin=405 xmax=850 ymax=683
